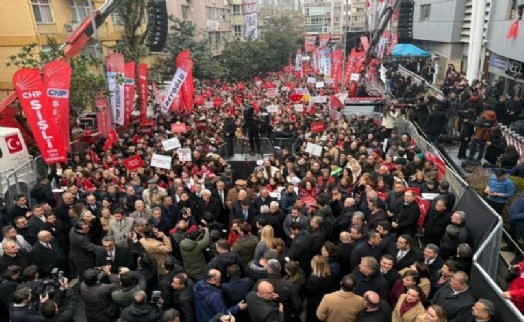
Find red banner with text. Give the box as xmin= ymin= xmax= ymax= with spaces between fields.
xmin=95 ymin=91 xmax=112 ymax=137
xmin=13 ymin=69 xmax=67 ymax=164
xmin=138 ymin=63 xmax=149 ymax=123
xmin=304 ymin=35 xmax=316 ymax=52
xmin=124 ymin=62 xmax=135 ymax=126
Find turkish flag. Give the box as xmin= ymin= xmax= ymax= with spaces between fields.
xmin=123 ymin=155 xmax=145 ymax=171
xmin=289 ymin=93 xmax=303 ymax=102
xmin=507 ymin=20 xmax=520 ymax=39
xmin=5 ymin=134 xmax=23 ymax=153
xmin=103 ymin=128 xmax=119 ymax=151
xmin=310 ymin=121 xmax=325 ymax=133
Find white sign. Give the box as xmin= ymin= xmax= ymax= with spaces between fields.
xmin=307 ymin=77 xmax=316 ymax=83
xmin=294 ymin=104 xmax=304 ymax=112
xmin=350 ymin=73 xmax=360 ymax=82
xmin=306 ymin=142 xmax=323 ymax=156
xmin=311 ymin=96 xmax=327 ymax=104
xmin=161 ymin=68 xmax=188 ymax=114
xmin=178 ymin=148 xmax=192 ymax=162
xmin=266 ymin=105 xmax=279 ymax=113
xmin=266 ymin=88 xmax=278 ymax=98
xmin=151 ymin=153 xmax=172 ymax=169
xmin=315 ymin=82 xmax=324 ymax=88
xmin=161 ymin=137 xmax=181 ymax=151
xmin=204 ymin=101 xmax=214 ymax=108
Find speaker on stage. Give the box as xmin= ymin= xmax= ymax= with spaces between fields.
xmin=146 ymin=0 xmax=168 ymax=52
xmin=397 ymin=0 xmax=414 ymax=44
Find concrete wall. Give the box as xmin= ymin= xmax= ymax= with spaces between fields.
xmin=412 ymin=0 xmax=465 ymax=43
xmin=485 ymin=0 xmax=524 ymax=61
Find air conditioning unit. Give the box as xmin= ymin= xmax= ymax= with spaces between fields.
xmin=64 ymin=23 xmax=79 ymax=33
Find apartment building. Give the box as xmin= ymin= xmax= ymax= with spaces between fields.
xmin=303 ymin=0 xmax=366 ymax=35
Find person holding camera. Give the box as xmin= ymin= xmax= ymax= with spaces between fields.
xmin=180 ymin=226 xmax=210 ymax=280
xmin=120 ymin=290 xmax=163 ymax=322
xmin=112 ymin=268 xmax=146 ymax=312
xmin=80 ymin=267 xmax=120 ymax=322
xmin=40 ymin=277 xmax=78 ymax=322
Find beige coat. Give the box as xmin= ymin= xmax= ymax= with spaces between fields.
xmin=316 ymin=290 xmax=365 ymax=322
xmin=107 ymin=217 xmax=134 ymax=247
xmin=392 ymin=294 xmax=426 ymax=322
xmin=140 ymin=236 xmax=172 ymax=276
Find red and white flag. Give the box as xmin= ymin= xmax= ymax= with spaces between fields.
xmin=105 ymin=53 xmax=126 ymax=126
xmin=43 ymin=61 xmax=72 ymax=151
xmin=13 ymin=69 xmax=67 ymax=164
xmin=123 ymin=155 xmax=145 ymax=171
xmin=138 ymin=63 xmax=149 ymax=123
xmin=124 ymin=62 xmax=135 ymax=126
xmin=103 ymin=128 xmax=119 ymax=151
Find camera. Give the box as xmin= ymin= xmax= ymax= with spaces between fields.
xmin=34 ymin=268 xmax=64 ymax=299
xmin=150 ymin=290 xmax=162 ymax=306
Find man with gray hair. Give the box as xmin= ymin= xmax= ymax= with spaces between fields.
xmin=471 ymin=299 xmax=497 ymax=322
xmin=310 ymin=216 xmax=327 ymax=255
xmin=451 ymin=210 xmax=470 ymax=244
xmin=254 ymin=203 xmax=282 ymax=238
xmin=96 ymin=235 xmax=134 ymax=272
xmin=149 ymin=206 xmax=173 ymax=235
xmin=130 ymin=200 xmax=152 ymax=220
xmin=352 ymin=256 xmax=389 ymax=300
xmin=431 ymin=271 xmax=475 ymax=322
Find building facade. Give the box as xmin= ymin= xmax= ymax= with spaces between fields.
xmin=303 ymin=0 xmax=366 ymax=35
xmin=0 ymin=0 xmax=131 ymax=99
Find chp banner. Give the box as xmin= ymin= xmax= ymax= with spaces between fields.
xmin=295 ymin=49 xmax=302 ymax=72
xmin=305 ymin=35 xmax=316 ymax=52
xmin=13 ymin=69 xmax=67 ymax=164
xmin=176 ymin=50 xmax=194 ymax=113
xmin=243 ymin=0 xmax=257 ymax=41
xmin=320 ymin=47 xmax=332 ymax=77
xmin=331 ymin=49 xmax=344 ymax=87
xmin=105 ymin=53 xmax=126 ymax=126
xmin=95 ymin=91 xmax=112 ymax=137
xmin=43 ymin=60 xmax=72 ymax=151
xmin=138 ymin=63 xmax=149 ymax=123
xmin=161 ymin=68 xmax=188 ymax=114
xmin=124 ymin=62 xmax=136 ymax=126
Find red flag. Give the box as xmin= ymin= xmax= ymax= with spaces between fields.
xmin=171 ymin=123 xmax=187 ymax=133
xmin=507 ymin=20 xmax=520 ymax=39
xmin=122 ymin=155 xmax=145 ymax=171
xmin=89 ymin=149 xmax=100 ymax=164
xmin=236 ymin=82 xmax=245 ymax=90
xmin=329 ymin=95 xmax=344 ymax=109
xmin=124 ymin=62 xmax=135 ymax=125
xmin=194 ymin=95 xmax=205 ymax=106
xmin=138 ymin=63 xmax=149 ymax=123
xmin=13 ymin=69 xmax=67 ymax=164
xmin=95 ymin=91 xmax=112 ymax=137
xmin=103 ymin=128 xmax=119 ymax=151
xmin=43 ymin=61 xmax=72 ymax=152
xmin=310 ymin=121 xmax=325 ymax=133
xmin=176 ymin=50 xmax=194 ymax=113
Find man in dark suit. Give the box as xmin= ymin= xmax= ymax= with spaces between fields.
xmin=253 ymin=205 xmax=281 ymax=237
xmin=392 ymin=190 xmax=420 ymax=237
xmin=30 ymin=230 xmax=67 ymax=278
xmin=212 ymin=180 xmax=229 ymax=224
xmin=350 ymin=230 xmax=383 ymax=272
xmin=28 ymin=204 xmax=46 ymax=237
xmin=149 ymin=207 xmax=173 ymax=236
xmin=424 ymin=244 xmax=444 ymax=279
xmin=288 ymin=222 xmax=312 ymax=276
xmin=431 ymin=271 xmax=475 ymax=322
xmin=171 ymin=273 xmax=196 ymax=322
xmin=84 ymin=193 xmax=102 ymax=217
xmin=197 ymin=189 xmax=221 ymax=221
xmin=161 ymin=195 xmax=180 ymax=225
xmin=310 ymin=216 xmax=327 ymax=256
xmin=253 ymin=188 xmax=276 ymax=212
xmin=394 ymin=234 xmax=423 ymax=271
xmin=424 ymin=198 xmax=451 ymax=246
xmin=232 ymin=199 xmax=257 ymax=226
xmin=95 ymin=235 xmax=133 ymax=273
xmin=7 ymin=194 xmax=31 ymax=225
xmin=55 ymin=192 xmax=75 ymax=232
xmin=380 ymin=254 xmax=400 ymax=290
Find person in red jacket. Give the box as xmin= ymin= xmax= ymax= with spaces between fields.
xmin=502 ymin=260 xmax=524 ymax=312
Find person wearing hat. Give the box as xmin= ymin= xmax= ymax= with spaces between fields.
xmin=226 ymin=180 xmax=254 ymax=211
xmin=142 ymin=178 xmax=167 ymax=209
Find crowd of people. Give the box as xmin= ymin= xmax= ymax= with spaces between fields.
xmin=0 ymin=68 xmax=507 ymax=322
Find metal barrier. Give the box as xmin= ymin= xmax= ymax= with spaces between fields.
xmin=499 ymin=125 xmax=524 ymax=162
xmin=396 ymin=65 xmax=444 ymax=99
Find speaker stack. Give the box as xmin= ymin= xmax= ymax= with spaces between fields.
xmin=146 ymin=0 xmax=168 ymax=52
xmin=397 ymin=0 xmax=414 ymax=44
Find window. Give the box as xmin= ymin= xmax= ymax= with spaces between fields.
xmin=70 ymin=0 xmax=92 ymax=23
xmin=31 ymin=0 xmax=53 ymax=23
xmin=234 ymin=25 xmax=242 ymax=36
xmin=111 ymin=12 xmax=124 ymax=25
xmin=233 ymin=5 xmax=242 ymax=16
xmin=420 ymin=4 xmax=430 ymax=21
xmin=182 ymin=5 xmax=190 ymax=20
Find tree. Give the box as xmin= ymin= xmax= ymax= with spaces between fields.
xmin=260 ymin=16 xmax=302 ymax=71
xmin=6 ymin=38 xmax=106 ymax=117
xmin=220 ymin=40 xmax=267 ymax=81
xmin=158 ymin=18 xmax=226 ymax=80
xmin=109 ymin=0 xmax=148 ymax=63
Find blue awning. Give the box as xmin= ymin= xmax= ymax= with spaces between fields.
xmin=391 ymin=44 xmax=431 ymax=57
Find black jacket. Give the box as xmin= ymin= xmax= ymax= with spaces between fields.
xmin=0 ymin=249 xmax=32 ymax=273
xmin=173 ymin=279 xmax=195 ymax=322
xmin=222 ymin=277 xmax=254 ymax=307
xmin=245 ymin=291 xmax=283 ymax=322
xmin=423 ymin=209 xmax=451 ymax=246
xmin=395 ymin=201 xmax=420 ymax=237
xmin=352 ymin=269 xmax=390 ymax=301
xmin=288 ymin=231 xmax=312 ymax=276
xmin=206 ymin=252 xmax=245 ymax=283
xmin=95 ymin=245 xmax=134 ymax=273
xmin=258 ymin=274 xmax=302 ymax=320
xmin=120 ymin=303 xmax=162 ymax=322
xmin=30 ymin=240 xmax=67 ymax=278
xmin=30 ymin=183 xmax=56 ymax=207
xmin=44 ymin=288 xmax=78 ymax=322
xmin=394 ymin=248 xmax=423 ymax=271
xmin=431 ymin=283 xmax=475 ymax=322
xmin=350 ymin=242 xmax=383 ymax=272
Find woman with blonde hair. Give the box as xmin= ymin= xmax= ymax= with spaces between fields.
xmin=253 ymin=225 xmax=274 ymax=261
xmin=305 ymin=255 xmax=331 ymax=322
xmin=424 ymin=304 xmax=447 ymax=322
xmin=392 ymin=285 xmax=426 ymax=322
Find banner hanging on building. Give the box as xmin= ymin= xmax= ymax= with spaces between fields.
xmin=13 ymin=69 xmax=67 ymax=164
xmin=123 ymin=62 xmax=135 ymax=126
xmin=243 ymin=0 xmax=257 ymax=41
xmin=43 ymin=60 xmax=71 ymax=152
xmin=105 ymin=53 xmax=126 ymax=126
xmin=304 ymin=35 xmax=316 ymax=52
xmin=138 ymin=63 xmax=149 ymax=123
xmin=161 ymin=68 xmax=188 ymax=114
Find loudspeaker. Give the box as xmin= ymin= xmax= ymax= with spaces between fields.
xmin=397 ymin=0 xmax=414 ymax=44
xmin=145 ymin=0 xmax=168 ymax=52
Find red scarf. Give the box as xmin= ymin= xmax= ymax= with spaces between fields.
xmin=399 ymin=298 xmax=419 ymax=316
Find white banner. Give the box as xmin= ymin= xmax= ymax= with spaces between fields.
xmin=161 ymin=68 xmax=188 ymax=114
xmin=178 ymin=148 xmax=192 ymax=162
xmin=321 ymin=48 xmax=332 ymax=77
xmin=245 ymin=13 xmax=258 ymax=41
xmin=315 ymin=82 xmax=325 ymax=88
xmin=266 ymin=88 xmax=278 ymax=98
xmin=295 ymin=52 xmax=302 ymax=71
xmin=266 ymin=105 xmax=279 ymax=113
xmin=311 ymin=96 xmax=327 ymax=103
xmin=106 ymin=72 xmax=125 ymax=126
xmin=294 ymin=104 xmax=304 ymax=112
xmin=307 ymin=77 xmax=316 ymax=83
xmin=151 ymin=153 xmax=172 ymax=169
xmin=161 ymin=137 xmax=181 ymax=151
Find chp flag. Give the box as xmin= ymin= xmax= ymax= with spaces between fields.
xmin=123 ymin=62 xmax=136 ymax=126
xmin=138 ymin=63 xmax=149 ymax=122
xmin=243 ymin=0 xmax=257 ymax=41
xmin=43 ymin=60 xmax=72 ymax=151
xmin=161 ymin=59 xmax=189 ymax=114
xmin=13 ymin=69 xmax=67 ymax=164
xmin=105 ymin=53 xmax=126 ymax=126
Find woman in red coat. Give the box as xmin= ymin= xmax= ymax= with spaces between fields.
xmin=502 ymin=260 xmax=524 ymax=313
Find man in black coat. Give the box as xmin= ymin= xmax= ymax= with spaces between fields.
xmin=310 ymin=216 xmax=327 ymax=256
xmin=7 ymin=194 xmax=31 ymax=225
xmin=30 ymin=177 xmax=56 ymax=207
xmin=0 ymin=240 xmax=31 ymax=272
xmin=30 ymin=230 xmax=67 ymax=279
xmin=352 ymin=256 xmax=390 ymax=300
xmin=350 ymin=231 xmax=383 ymax=272
xmin=55 ymin=192 xmax=75 ymax=232
xmin=120 ymin=290 xmax=163 ymax=322
xmin=288 ymin=222 xmax=312 ymax=276
xmin=161 ymin=195 xmax=180 ymax=225
xmin=423 ymin=244 xmax=444 ymax=280
xmin=222 ymin=264 xmax=254 ymax=307
xmin=431 ymin=271 xmax=475 ymax=322
xmin=211 ymin=180 xmax=229 ymax=225
xmin=424 ymin=198 xmax=451 ymax=246
xmin=392 ymin=191 xmax=420 ymax=238
xmin=253 ymin=205 xmax=282 ymax=238
xmin=171 ymin=273 xmax=196 ymax=322
xmin=253 ymin=188 xmax=276 ymax=212
xmin=337 ymin=231 xmax=354 ymax=277
xmin=377 ymin=221 xmax=397 ymax=256
xmin=149 ymin=207 xmax=173 ymax=236
xmin=69 ymin=221 xmax=103 ymax=279
xmin=386 ymin=182 xmax=405 ymax=220
xmin=206 ymin=240 xmax=245 ymax=283
xmin=394 ymin=235 xmax=423 ymax=271
xmin=196 ymin=190 xmax=221 ymax=222
xmin=424 ymin=104 xmax=447 ymax=145
xmin=356 ymin=290 xmax=392 ymax=322
xmin=245 ymin=281 xmax=283 ymax=322
xmin=40 ymin=278 xmax=78 ymax=322
xmin=380 ymin=254 xmax=400 ymax=290
xmin=95 ymin=236 xmax=133 ymax=273
xmin=232 ymin=199 xmax=257 ymax=226
xmin=28 ymin=204 xmax=46 ymax=237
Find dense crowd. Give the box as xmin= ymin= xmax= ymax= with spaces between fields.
xmin=0 ymin=69 xmax=503 ymax=322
